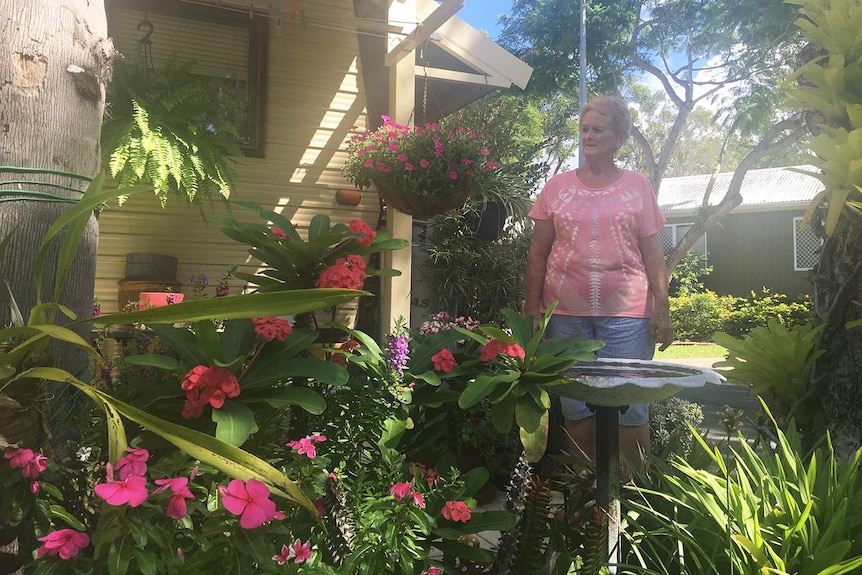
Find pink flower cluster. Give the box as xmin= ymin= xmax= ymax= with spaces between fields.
xmin=480 ymin=339 xmax=526 ymax=362
xmin=5 ymin=448 xmax=48 ymax=480
xmin=409 ymin=463 xmax=441 ymax=487
xmin=421 ymin=568 xmax=444 ymax=575
xmin=273 ymin=539 xmax=314 ymax=565
xmin=285 ymin=433 xmax=326 ymax=459
xmin=218 ymin=478 xmax=283 ymax=529
xmin=418 ymin=311 xmax=480 ymax=335
xmin=153 ymin=476 xmax=195 ymax=520
xmin=441 ymin=500 xmax=473 ymax=523
xmin=316 ymin=254 xmax=367 ymax=290
xmin=253 ymin=316 xmax=293 ymax=342
xmin=37 ymin=529 xmax=90 ymax=560
xmin=348 ymin=218 xmax=376 ymax=247
xmin=180 ymin=364 xmax=241 ymax=419
xmin=431 ymin=349 xmax=457 ymax=373
xmin=388 ymin=481 xmax=425 ymax=508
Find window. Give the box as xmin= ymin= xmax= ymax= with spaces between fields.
xmin=793 ymin=216 xmax=821 ymax=271
xmin=659 ymin=223 xmax=707 ymax=258
xmin=108 ymin=0 xmax=268 ymax=156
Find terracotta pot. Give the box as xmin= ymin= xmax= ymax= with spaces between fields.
xmin=138 ymin=291 xmax=184 ymax=309
xmin=117 ymin=279 xmax=181 ymax=311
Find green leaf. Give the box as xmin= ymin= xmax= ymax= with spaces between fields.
xmin=459 ymin=372 xmax=519 ymax=409
xmin=243 ymin=386 xmax=326 ymax=414
xmin=193 ymin=320 xmax=223 ymax=363
xmin=515 ymin=393 xmax=545 ymax=432
xmin=519 ymin=409 xmax=549 ymax=462
xmin=123 ymin=353 xmax=186 ymax=372
xmin=147 ymin=324 xmax=208 ymax=367
xmin=221 ymin=319 xmax=255 ymax=364
xmin=77 ymin=289 xmax=364 ymax=327
xmin=48 ymin=504 xmax=87 ymax=531
xmin=107 ymin=535 xmax=132 ymax=575
xmin=242 ymin=357 xmax=348 ymax=389
xmin=490 ymin=393 xmax=516 ymax=434
xmin=133 ymin=549 xmax=158 ymax=575
xmin=212 ymin=400 xmax=257 ymax=446
xmin=432 ymin=540 xmax=494 ymax=561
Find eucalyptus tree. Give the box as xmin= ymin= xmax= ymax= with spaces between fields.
xmin=499 ymin=0 xmax=809 ymax=271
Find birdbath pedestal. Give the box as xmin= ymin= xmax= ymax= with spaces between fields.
xmin=552 ymin=358 xmax=725 ymax=572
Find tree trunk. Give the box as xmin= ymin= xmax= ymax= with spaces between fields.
xmin=0 ymin=1 xmax=112 ymax=452
xmin=811 ymin=211 xmax=862 ymax=459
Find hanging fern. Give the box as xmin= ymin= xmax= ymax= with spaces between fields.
xmin=102 ymin=59 xmax=242 ymax=204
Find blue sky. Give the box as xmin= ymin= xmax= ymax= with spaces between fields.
xmin=456 ymin=1 xmax=511 ymax=39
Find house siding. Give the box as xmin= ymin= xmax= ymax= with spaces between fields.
xmin=666 ymin=209 xmax=815 ymax=298
xmin=97 ymin=1 xmax=376 ymax=315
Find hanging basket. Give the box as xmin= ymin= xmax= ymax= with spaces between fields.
xmin=375 ymin=178 xmax=473 ymax=221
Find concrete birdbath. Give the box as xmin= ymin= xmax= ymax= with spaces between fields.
xmin=552 ymin=358 xmax=725 ymax=572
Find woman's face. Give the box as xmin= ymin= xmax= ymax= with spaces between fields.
xmin=580 ymin=110 xmax=625 ymax=162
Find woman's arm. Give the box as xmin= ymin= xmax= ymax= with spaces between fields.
xmin=525 ymin=219 xmax=555 ymax=317
xmin=639 ymin=232 xmax=675 ymax=351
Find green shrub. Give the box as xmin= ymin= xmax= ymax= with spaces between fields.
xmin=723 ymin=288 xmax=815 ymax=338
xmin=669 ymin=251 xmax=713 ymax=297
xmin=669 ymin=288 xmax=816 ymax=342
xmin=649 ymin=397 xmax=704 ymax=458
xmin=669 ymin=290 xmax=735 ymax=341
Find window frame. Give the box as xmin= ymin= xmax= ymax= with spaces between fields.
xmin=108 ymin=0 xmax=269 ymax=157
xmin=659 ymin=222 xmax=708 ymax=259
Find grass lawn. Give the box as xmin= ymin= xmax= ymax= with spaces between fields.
xmin=655 ymin=342 xmax=727 ymax=360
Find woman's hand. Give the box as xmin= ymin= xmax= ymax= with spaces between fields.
xmin=651 ymin=306 xmax=674 ymax=351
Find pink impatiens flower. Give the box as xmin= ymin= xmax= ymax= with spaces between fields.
xmin=388 ymin=481 xmax=424 ymax=507
xmin=273 ymin=539 xmax=314 ymax=564
xmin=441 ymin=500 xmax=472 ymax=523
xmin=219 ymin=478 xmax=282 ymax=529
xmin=286 ymin=434 xmax=327 ymax=459
xmin=115 ymin=447 xmax=149 ymax=479
xmin=388 ymin=482 xmax=412 ymax=501
xmin=153 ymin=476 xmax=195 ymax=520
xmin=94 ymin=463 xmax=148 ymax=507
xmin=422 ymin=567 xmax=444 ymax=575
xmin=36 ymin=529 xmax=90 ymax=560
xmin=5 ymin=448 xmax=49 ymax=479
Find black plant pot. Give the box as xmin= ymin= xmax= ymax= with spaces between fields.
xmin=471 ymin=200 xmax=507 ymax=241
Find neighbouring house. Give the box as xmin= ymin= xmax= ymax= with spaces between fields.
xmin=657 ymin=165 xmax=823 ymax=298
xmin=95 ymin=0 xmax=532 ymax=336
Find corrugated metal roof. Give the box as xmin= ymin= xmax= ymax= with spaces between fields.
xmin=657 ymin=165 xmax=823 ymax=213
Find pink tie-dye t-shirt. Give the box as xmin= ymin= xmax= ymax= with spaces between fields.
xmin=528 ymin=169 xmax=665 ymax=318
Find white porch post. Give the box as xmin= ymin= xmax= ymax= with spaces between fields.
xmin=381 ymin=0 xmax=416 ymax=334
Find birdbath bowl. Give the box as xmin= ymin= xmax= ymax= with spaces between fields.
xmin=551 ymin=358 xmax=724 ymax=572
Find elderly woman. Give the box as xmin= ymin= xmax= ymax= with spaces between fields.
xmin=524 ymin=95 xmax=674 ymax=468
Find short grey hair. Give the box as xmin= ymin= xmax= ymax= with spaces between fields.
xmin=582 ymin=96 xmax=631 ymax=141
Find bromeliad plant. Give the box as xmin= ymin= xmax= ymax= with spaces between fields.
xmin=216 ymin=201 xmax=408 ymax=295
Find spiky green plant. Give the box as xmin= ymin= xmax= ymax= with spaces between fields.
xmin=621 ymin=402 xmax=862 ymax=575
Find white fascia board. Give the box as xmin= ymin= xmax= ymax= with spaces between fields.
xmin=416 ymin=65 xmax=512 ymax=88
xmin=386 ymin=0 xmax=465 ymax=65
xmin=418 ymin=0 xmax=532 ymax=89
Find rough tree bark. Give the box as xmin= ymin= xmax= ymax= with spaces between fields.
xmin=0 ymin=1 xmax=112 ymax=451
xmin=810 ymin=211 xmax=862 ymax=459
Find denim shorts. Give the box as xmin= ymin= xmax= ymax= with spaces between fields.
xmin=547 ymin=315 xmax=654 ymax=426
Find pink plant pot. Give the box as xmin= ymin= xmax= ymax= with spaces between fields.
xmin=138 ymin=292 xmax=184 ymax=309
